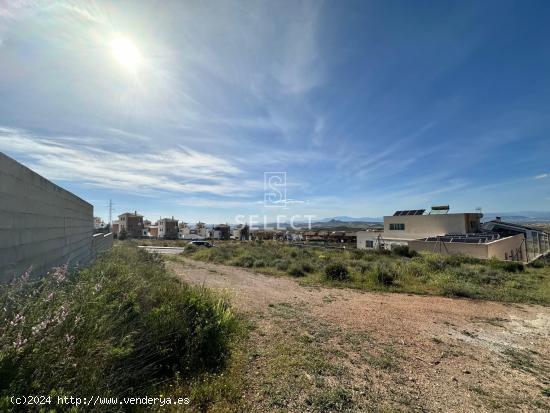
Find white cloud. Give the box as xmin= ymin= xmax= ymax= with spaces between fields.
xmin=275 ymin=0 xmax=324 ymax=95
xmin=535 ymin=173 xmax=549 ymax=179
xmin=0 ymin=126 xmax=253 ymax=196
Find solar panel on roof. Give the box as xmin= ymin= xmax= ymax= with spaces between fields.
xmin=394 ymin=209 xmax=426 ymax=216
xmin=423 ymin=232 xmax=500 ymax=244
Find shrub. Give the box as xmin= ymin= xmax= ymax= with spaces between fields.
xmin=450 ymin=265 xmax=508 ymax=286
xmin=445 ymin=254 xmax=479 ymax=266
xmin=301 ymin=262 xmax=315 ymax=273
xmin=274 ymin=259 xmax=290 ymax=271
xmin=0 ymin=246 xmax=237 ymax=401
xmin=451 ymin=266 xmax=478 ymax=281
xmin=403 ymin=261 xmax=425 ymax=278
xmin=478 ymin=269 xmax=508 ymax=285
xmin=230 ymin=254 xmax=255 ymax=268
xmin=442 ymin=283 xmax=477 ymax=299
xmin=351 ymin=260 xmax=371 ymax=274
xmin=529 ymin=259 xmax=545 ymax=269
xmin=500 ymin=261 xmax=525 ymax=273
xmin=254 ymin=259 xmax=266 ymax=268
xmin=424 ymin=254 xmax=447 ymax=271
xmin=374 ymin=263 xmax=397 ymax=286
xmin=392 ymin=245 xmax=416 ymax=258
xmin=117 ymin=228 xmax=128 ymax=240
xmin=324 ymin=263 xmax=350 ymax=281
xmin=288 ymin=265 xmax=306 ymax=277
xmin=487 ymin=258 xmax=525 ymax=273
xmin=184 ymin=243 xmax=198 ymax=253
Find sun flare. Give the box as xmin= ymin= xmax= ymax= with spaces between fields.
xmin=111 ymin=36 xmax=141 ymax=70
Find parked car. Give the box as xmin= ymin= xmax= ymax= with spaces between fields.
xmin=189 ymin=240 xmax=213 ymax=248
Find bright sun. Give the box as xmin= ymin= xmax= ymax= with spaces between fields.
xmin=111 ymin=37 xmax=141 ymax=70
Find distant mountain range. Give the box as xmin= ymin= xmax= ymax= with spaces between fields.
xmin=317 ymin=211 xmax=550 ymax=224
xmin=479 ymin=211 xmax=550 ymax=223
xmin=317 ymin=216 xmax=382 ymax=222
xmin=223 ymin=211 xmax=550 ymax=229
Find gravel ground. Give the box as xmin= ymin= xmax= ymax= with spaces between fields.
xmin=168 ymin=258 xmax=550 ymax=412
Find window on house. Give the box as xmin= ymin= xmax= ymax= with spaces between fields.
xmin=366 ymin=240 xmax=374 ymax=248
xmin=389 ymin=223 xmax=405 ymax=230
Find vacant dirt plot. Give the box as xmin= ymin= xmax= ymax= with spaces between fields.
xmin=167 ymin=259 xmax=550 ymax=412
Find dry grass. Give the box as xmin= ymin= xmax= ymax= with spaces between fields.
xmin=175 ymin=241 xmax=550 ymax=305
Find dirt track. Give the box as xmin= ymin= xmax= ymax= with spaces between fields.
xmin=168 ymin=259 xmax=550 ymax=412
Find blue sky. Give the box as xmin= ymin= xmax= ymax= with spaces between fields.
xmin=0 ymin=0 xmax=549 ymax=223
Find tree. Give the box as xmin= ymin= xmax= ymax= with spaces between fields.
xmin=118 ymin=228 xmax=128 ymax=240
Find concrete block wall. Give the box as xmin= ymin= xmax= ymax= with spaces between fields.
xmin=92 ymin=232 xmax=114 ymax=258
xmin=408 ymin=233 xmax=526 ymax=261
xmin=0 ymin=152 xmax=95 ymax=282
xmin=408 ymin=239 xmax=490 ymax=259
xmin=487 ymin=234 xmax=526 ymax=261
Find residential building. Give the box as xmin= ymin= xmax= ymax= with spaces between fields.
xmin=118 ymin=211 xmax=144 ymax=238
xmin=141 ymin=220 xmax=152 ymax=237
xmin=251 ymin=229 xmax=286 ymax=241
xmin=357 ymin=206 xmax=529 ymax=261
xmin=177 ymin=222 xmax=205 ymax=239
xmin=212 ymin=224 xmax=230 ymax=240
xmin=195 ymin=222 xmax=209 ymax=238
xmin=357 ymin=206 xmax=482 ymax=250
xmin=158 ymin=217 xmax=179 ymax=239
xmin=148 ymin=225 xmax=159 ymax=238
xmin=94 ymin=217 xmax=105 ymax=230
xmin=232 ymin=224 xmax=250 ymax=241
xmin=179 ymin=222 xmax=190 ymax=236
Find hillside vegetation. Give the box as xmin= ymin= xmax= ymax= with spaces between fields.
xmin=0 ymin=246 xmax=240 ymax=411
xmin=178 ymin=241 xmax=550 ymax=305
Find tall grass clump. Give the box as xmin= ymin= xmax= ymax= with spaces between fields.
xmin=373 ymin=262 xmax=398 ymax=286
xmin=0 ymin=246 xmax=237 ymax=406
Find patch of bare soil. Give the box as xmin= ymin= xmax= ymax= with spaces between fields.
xmin=167 ymin=259 xmax=550 ymax=412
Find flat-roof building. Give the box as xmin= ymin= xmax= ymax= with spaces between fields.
xmin=357 ymin=207 xmax=482 ymax=250
xmin=118 ymin=211 xmax=143 ymax=238
xmin=158 ymin=217 xmax=179 ymax=239
xmin=357 ymin=206 xmax=532 ymax=262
